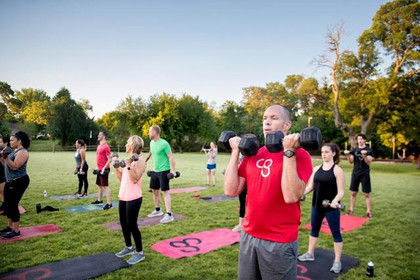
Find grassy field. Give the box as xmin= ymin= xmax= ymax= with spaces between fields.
xmin=1 ymin=151 xmax=419 ymax=279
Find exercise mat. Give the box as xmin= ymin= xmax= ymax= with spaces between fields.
xmin=49 ymin=193 xmax=98 ymax=200
xmin=298 ymin=248 xmax=359 ymax=279
xmin=0 ymin=252 xmax=130 ymax=280
xmin=103 ymin=214 xmax=187 ymax=231
xmin=169 ymin=187 xmax=207 ymax=194
xmin=151 ymin=228 xmax=240 ymax=259
xmin=65 ymin=201 xmax=119 ymax=213
xmin=199 ymin=195 xmax=237 ymax=202
xmin=304 ymin=214 xmax=369 ymax=234
xmin=0 ymin=205 xmax=26 ymax=215
xmin=0 ymin=224 xmax=62 ymax=244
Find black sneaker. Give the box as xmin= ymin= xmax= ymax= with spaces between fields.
xmin=1 ymin=230 xmax=20 ymax=239
xmin=0 ymin=226 xmax=13 ymax=236
xmin=91 ymin=200 xmax=103 ymax=205
xmin=103 ymin=203 xmax=112 ymax=210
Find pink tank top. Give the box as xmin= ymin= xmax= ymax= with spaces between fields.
xmin=118 ymin=161 xmax=143 ymax=201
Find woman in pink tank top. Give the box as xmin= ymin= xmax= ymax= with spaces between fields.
xmin=112 ymin=135 xmax=146 ymax=265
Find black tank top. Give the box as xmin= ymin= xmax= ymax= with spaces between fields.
xmin=312 ymin=164 xmax=338 ymax=211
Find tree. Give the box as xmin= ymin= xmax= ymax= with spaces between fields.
xmin=14 ymin=88 xmax=52 ymax=128
xmin=0 ymin=81 xmax=22 ymax=121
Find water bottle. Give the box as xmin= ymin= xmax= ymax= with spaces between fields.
xmin=36 ymin=203 xmax=41 ymax=214
xmin=366 ymin=261 xmax=374 ymax=277
xmin=43 ymin=190 xmax=47 ymax=198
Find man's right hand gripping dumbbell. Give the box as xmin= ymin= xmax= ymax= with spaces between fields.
xmin=218 ymin=131 xmax=260 ymax=156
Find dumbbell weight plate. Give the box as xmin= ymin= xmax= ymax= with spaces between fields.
xmin=218 ymin=131 xmax=237 ymax=151
xmin=238 ymin=135 xmax=260 ymax=157
xmin=265 ymin=131 xmax=285 ymax=153
xmin=300 ymin=127 xmax=322 ymax=151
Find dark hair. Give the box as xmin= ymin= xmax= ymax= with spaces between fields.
xmin=322 ymin=143 xmax=340 ymax=164
xmin=356 ymin=133 xmax=367 ymax=140
xmin=0 ymin=136 xmax=10 ymax=147
xmin=99 ymin=131 xmax=108 ymax=138
xmin=76 ymin=139 xmax=86 ymax=147
xmin=13 ymin=131 xmax=31 ymax=149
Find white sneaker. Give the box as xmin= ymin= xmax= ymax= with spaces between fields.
xmin=160 ymin=213 xmax=175 ymax=223
xmin=147 ymin=210 xmax=164 ymax=217
xmin=231 ymin=224 xmax=242 ymax=232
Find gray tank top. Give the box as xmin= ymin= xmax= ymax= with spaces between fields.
xmin=5 ymin=147 xmax=28 ymax=182
xmin=75 ymin=149 xmax=82 ymax=167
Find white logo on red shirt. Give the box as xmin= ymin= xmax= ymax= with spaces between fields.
xmin=256 ymin=159 xmax=273 ymax=178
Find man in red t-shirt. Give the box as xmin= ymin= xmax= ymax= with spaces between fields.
xmin=224 ymin=105 xmax=313 ymax=279
xmin=91 ymin=131 xmax=112 ymax=210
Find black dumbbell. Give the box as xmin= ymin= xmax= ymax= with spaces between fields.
xmin=93 ymin=169 xmax=110 ymax=175
xmin=218 ymin=131 xmax=260 ymax=156
xmin=131 ymin=154 xmax=139 ymax=161
xmin=265 ymin=126 xmax=322 ymax=153
xmin=300 ymin=195 xmax=306 ymax=202
xmin=167 ymin=171 xmax=180 ymax=179
xmin=0 ymin=147 xmax=13 ymax=158
xmin=322 ymin=199 xmax=345 ymax=210
xmin=147 ymin=170 xmax=154 ymax=177
xmin=74 ymin=168 xmax=85 ymax=175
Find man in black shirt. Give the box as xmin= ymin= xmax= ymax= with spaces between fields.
xmin=344 ymin=133 xmax=374 ymax=218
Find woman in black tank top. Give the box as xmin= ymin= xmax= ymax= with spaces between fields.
xmin=297 ymin=143 xmax=345 ymax=274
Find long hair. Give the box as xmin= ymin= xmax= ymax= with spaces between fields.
xmin=323 ymin=143 xmax=340 ymax=164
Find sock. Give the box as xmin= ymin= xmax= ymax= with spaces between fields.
xmin=156 ymin=207 xmax=160 ymax=212
xmin=167 ymin=212 xmax=172 ymax=216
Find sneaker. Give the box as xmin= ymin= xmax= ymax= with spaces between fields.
xmin=366 ymin=212 xmax=372 ymax=218
xmin=346 ymin=210 xmax=354 ymax=215
xmin=74 ymin=192 xmax=81 ymax=196
xmin=330 ymin=262 xmax=342 ymax=273
xmin=147 ymin=210 xmax=164 ymax=217
xmin=298 ymin=252 xmax=315 ymax=262
xmin=103 ymin=203 xmax=112 ymax=210
xmin=160 ymin=213 xmax=175 ymax=223
xmin=80 ymin=193 xmax=88 ymax=197
xmin=127 ymin=252 xmax=145 ymax=265
xmin=232 ymin=224 xmax=242 ymax=232
xmin=204 ymin=184 xmax=210 ymax=187
xmin=212 ymin=185 xmax=216 ymax=187
xmin=91 ymin=200 xmax=103 ymax=204
xmin=0 ymin=226 xmax=13 ymax=236
xmin=115 ymin=247 xmax=134 ymax=258
xmin=1 ymin=230 xmax=20 ymax=239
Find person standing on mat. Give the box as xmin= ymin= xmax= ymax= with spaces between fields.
xmin=224 ymin=105 xmax=313 ymax=279
xmin=344 ymin=133 xmax=374 ymax=218
xmin=74 ymin=139 xmax=89 ymax=197
xmin=113 ymin=135 xmax=146 ymax=265
xmin=298 ymin=143 xmax=345 ymax=274
xmin=0 ymin=131 xmax=31 ymax=239
xmin=91 ymin=131 xmax=113 ymax=210
xmin=0 ymin=136 xmax=10 ymax=211
xmin=145 ymin=125 xmax=177 ymax=224
xmin=203 ymin=141 xmax=217 ymax=186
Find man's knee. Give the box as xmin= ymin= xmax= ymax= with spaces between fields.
xmin=363 ymin=192 xmax=370 ymax=198
xmin=350 ymin=191 xmax=358 ymax=197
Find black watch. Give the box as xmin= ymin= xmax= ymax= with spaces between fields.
xmin=127 ymin=166 xmax=131 ymax=170
xmin=284 ymin=150 xmax=295 ymax=158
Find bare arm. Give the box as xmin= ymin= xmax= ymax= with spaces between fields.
xmin=330 ymin=165 xmax=345 ymax=208
xmin=80 ymin=149 xmax=86 ymax=171
xmin=224 ymin=136 xmax=246 ymax=197
xmin=145 ymin=152 xmax=151 ymax=163
xmin=344 ymin=150 xmax=354 ymax=164
xmin=127 ymin=157 xmax=145 ymax=184
xmin=114 ymin=163 xmax=122 ymax=182
xmin=303 ymin=166 xmax=321 ymax=195
xmin=4 ymin=150 xmax=29 ymax=170
xmin=361 ymin=150 xmax=374 ymax=165
xmin=282 ymin=133 xmax=306 ymax=203
xmin=167 ymin=153 xmax=176 ymax=174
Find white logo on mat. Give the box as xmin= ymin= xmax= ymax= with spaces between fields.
xmin=256 ymin=159 xmax=273 ymax=178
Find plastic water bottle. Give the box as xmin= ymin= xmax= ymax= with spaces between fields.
xmin=366 ymin=261 xmax=374 ymax=277
xmin=43 ymin=190 xmax=47 ymax=198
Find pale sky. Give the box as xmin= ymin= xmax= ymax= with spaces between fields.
xmin=0 ymin=0 xmax=389 ymax=118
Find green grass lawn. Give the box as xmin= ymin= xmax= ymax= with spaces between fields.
xmin=1 ymin=152 xmax=419 ymax=279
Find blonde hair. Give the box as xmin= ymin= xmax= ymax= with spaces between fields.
xmin=128 ymin=135 xmax=144 ymax=154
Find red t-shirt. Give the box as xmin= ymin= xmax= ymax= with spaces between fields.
xmin=96 ymin=142 xmax=111 ymax=170
xmin=238 ymin=146 xmax=312 ymax=243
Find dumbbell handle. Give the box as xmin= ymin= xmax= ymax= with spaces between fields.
xmin=322 ymin=199 xmax=345 ymax=210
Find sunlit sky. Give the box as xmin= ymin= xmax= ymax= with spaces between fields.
xmin=0 ymin=0 xmax=389 ymax=118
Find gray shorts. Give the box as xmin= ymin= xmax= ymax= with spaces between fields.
xmin=238 ymin=232 xmax=298 ymax=280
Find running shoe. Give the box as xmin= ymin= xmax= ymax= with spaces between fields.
xmin=115 ymin=247 xmax=134 ymax=258
xmin=103 ymin=203 xmax=112 ymax=210
xmin=80 ymin=193 xmax=88 ymax=197
xmin=127 ymin=252 xmax=145 ymax=265
xmin=330 ymin=262 xmax=342 ymax=273
xmin=231 ymin=224 xmax=242 ymax=232
xmin=298 ymin=252 xmax=315 ymax=262
xmin=147 ymin=210 xmax=164 ymax=217
xmin=160 ymin=213 xmax=175 ymax=223
xmin=0 ymin=226 xmax=13 ymax=236
xmin=1 ymin=230 xmax=20 ymax=239
xmin=346 ymin=210 xmax=354 ymax=215
xmin=366 ymin=212 xmax=372 ymax=218
xmin=91 ymin=200 xmax=103 ymax=204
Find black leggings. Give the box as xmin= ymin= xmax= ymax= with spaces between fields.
xmin=77 ymin=163 xmax=89 ymax=193
xmin=119 ymin=197 xmax=143 ymax=251
xmin=238 ymin=187 xmax=247 ymax=218
xmin=4 ymin=175 xmax=30 ymax=222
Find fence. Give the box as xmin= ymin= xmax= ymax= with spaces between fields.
xmin=30 ymin=145 xmax=150 ymax=153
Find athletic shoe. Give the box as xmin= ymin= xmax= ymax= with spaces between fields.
xmin=212 ymin=185 xmax=216 ymax=187
xmin=74 ymin=192 xmax=81 ymax=196
xmin=147 ymin=210 xmax=164 ymax=217
xmin=80 ymin=193 xmax=88 ymax=197
xmin=115 ymin=247 xmax=134 ymax=258
xmin=103 ymin=203 xmax=112 ymax=210
xmin=0 ymin=226 xmax=13 ymax=236
xmin=127 ymin=252 xmax=145 ymax=265
xmin=298 ymin=252 xmax=315 ymax=262
xmin=231 ymin=224 xmax=242 ymax=232
xmin=330 ymin=262 xmax=342 ymax=273
xmin=366 ymin=212 xmax=372 ymax=218
xmin=160 ymin=213 xmax=175 ymax=223
xmin=1 ymin=230 xmax=20 ymax=239
xmin=204 ymin=184 xmax=210 ymax=187
xmin=346 ymin=210 xmax=354 ymax=215
xmin=91 ymin=200 xmax=103 ymax=204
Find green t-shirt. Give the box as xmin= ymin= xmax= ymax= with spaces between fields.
xmin=150 ymin=138 xmax=172 ymax=172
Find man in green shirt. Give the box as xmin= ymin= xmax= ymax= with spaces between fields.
xmin=145 ymin=125 xmax=177 ymax=223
